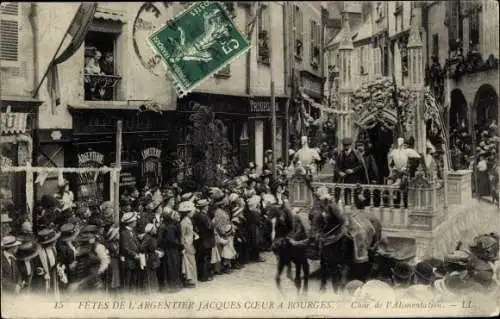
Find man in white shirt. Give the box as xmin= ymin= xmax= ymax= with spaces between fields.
xmin=294 ymin=136 xmax=321 ymax=174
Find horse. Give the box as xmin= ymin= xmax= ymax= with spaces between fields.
xmin=269 ymin=204 xmax=310 ymax=295
xmin=310 ymin=194 xmax=382 ymax=293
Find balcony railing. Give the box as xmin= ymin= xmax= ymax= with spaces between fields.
xmin=84 ymin=74 xmax=121 ymax=101
xmin=290 ymin=174 xmax=446 ymax=231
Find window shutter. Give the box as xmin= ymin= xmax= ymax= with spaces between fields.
xmin=0 ymin=2 xmax=20 ymax=65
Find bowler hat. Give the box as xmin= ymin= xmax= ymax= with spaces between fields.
xmin=1 ymin=235 xmax=21 ymax=248
xmin=14 ymin=241 xmax=38 ymax=261
xmin=37 ymin=228 xmax=61 ymax=245
xmin=342 ymin=137 xmax=353 ymax=145
xmin=60 ymin=223 xmax=79 ymax=240
xmin=392 ymin=262 xmax=413 ymax=281
xmin=414 ymin=261 xmax=435 ymax=284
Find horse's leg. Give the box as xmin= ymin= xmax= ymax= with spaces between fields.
xmin=319 ymin=255 xmax=328 ymax=292
xmin=302 ymin=259 xmax=310 ymax=295
xmin=275 ymin=258 xmax=285 ymax=292
xmin=286 ymin=260 xmax=293 ymax=280
xmin=294 ymin=260 xmax=302 ymax=295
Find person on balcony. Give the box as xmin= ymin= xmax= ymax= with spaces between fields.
xmin=85 ymin=50 xmax=103 ymax=75
xmin=100 ymin=52 xmax=114 ymax=75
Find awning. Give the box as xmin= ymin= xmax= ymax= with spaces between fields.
xmin=94 ymin=8 xmax=126 ymax=22
xmin=1 ymin=109 xmax=29 ymax=134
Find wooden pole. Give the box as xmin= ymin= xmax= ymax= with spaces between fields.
xmin=285 ymin=98 xmax=290 ymax=167
xmin=271 ymin=81 xmax=277 ymax=180
xmin=114 ymin=120 xmax=122 ymax=225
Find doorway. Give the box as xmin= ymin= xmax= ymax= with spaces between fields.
xmin=365 ymin=123 xmax=394 ymax=184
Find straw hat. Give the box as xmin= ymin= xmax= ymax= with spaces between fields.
xmin=37 ymin=228 xmax=61 ymax=245
xmin=195 ymin=199 xmax=210 ymax=208
xmin=60 ymin=223 xmax=79 ymax=241
xmin=121 ymin=212 xmax=138 ymax=224
xmin=177 ymin=201 xmax=196 ymax=213
xmin=1 ymin=235 xmax=21 ymax=248
xmin=181 ymin=192 xmax=194 ymax=201
xmin=14 ymin=241 xmax=38 ymax=261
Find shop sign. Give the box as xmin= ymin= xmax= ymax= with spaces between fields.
xmin=249 ymin=99 xmax=281 ymax=113
xmin=142 ymin=147 xmax=162 ymax=186
xmin=78 ymin=151 xmax=105 ymax=185
xmin=78 ymin=151 xmax=105 ymax=166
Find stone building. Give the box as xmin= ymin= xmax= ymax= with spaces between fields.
xmin=424 ymin=0 xmax=499 ymax=147
xmin=0 ymin=3 xmax=42 ymax=211
xmin=9 ymin=2 xmax=296 ymax=202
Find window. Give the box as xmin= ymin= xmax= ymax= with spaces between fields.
xmin=432 ymin=34 xmax=439 ymax=58
xmin=447 ymin=1 xmax=462 ymax=52
xmin=310 ymin=20 xmax=320 ymax=69
xmin=0 ymin=3 xmax=20 ymax=66
xmin=376 ymin=2 xmax=385 ymax=21
xmin=84 ymin=30 xmax=121 ymax=101
xmin=257 ymin=4 xmax=270 ymax=65
xmin=382 ymin=45 xmax=389 ymax=76
xmin=294 ymin=5 xmax=303 ymax=61
xmin=469 ymin=4 xmax=480 ymax=51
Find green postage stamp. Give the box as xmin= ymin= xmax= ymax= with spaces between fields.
xmin=149 ymin=2 xmax=251 ymax=97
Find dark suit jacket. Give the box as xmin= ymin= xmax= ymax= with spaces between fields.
xmin=120 ymin=227 xmax=139 ymax=269
xmin=56 ymin=240 xmax=76 ymax=268
xmin=363 ymin=153 xmax=379 ymax=183
xmin=192 ymin=212 xmax=215 ymax=250
xmin=335 ymin=150 xmax=367 ymax=183
xmin=2 ymin=252 xmax=20 ymax=293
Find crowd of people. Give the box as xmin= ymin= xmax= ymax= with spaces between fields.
xmin=1 ymin=137 xmax=499 ymax=301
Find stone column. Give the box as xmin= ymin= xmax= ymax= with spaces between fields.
xmin=337 ymin=12 xmax=354 ymax=149
xmin=407 ymin=13 xmax=426 ymax=153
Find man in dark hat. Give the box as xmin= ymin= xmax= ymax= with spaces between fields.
xmin=33 ymin=228 xmax=61 ymax=294
xmin=263 ymin=149 xmax=273 ymax=172
xmin=192 ymin=199 xmax=215 ymax=282
xmin=413 ymin=261 xmax=436 ymax=286
xmin=356 ymin=140 xmax=379 ymax=184
xmin=1 ymin=235 xmax=22 ymax=293
xmin=391 ymin=261 xmax=413 ymax=289
xmin=14 ymin=240 xmax=39 ymax=293
xmin=335 ymin=137 xmax=368 ymax=184
xmin=120 ymin=212 xmax=140 ymax=291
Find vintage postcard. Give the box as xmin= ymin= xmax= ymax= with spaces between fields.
xmin=1 ymin=1 xmax=499 ymax=318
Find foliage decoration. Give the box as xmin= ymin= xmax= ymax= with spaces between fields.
xmin=351 ymin=76 xmax=417 ymax=136
xmin=188 ymin=103 xmax=232 ymax=188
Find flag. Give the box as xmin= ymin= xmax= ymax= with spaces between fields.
xmin=46 ymin=3 xmax=98 ymax=113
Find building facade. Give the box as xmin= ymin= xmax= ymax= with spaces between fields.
xmin=0 ymin=2 xmax=42 ymax=211
xmin=23 ymin=2 xmax=294 ymax=201
xmin=424 ymin=0 xmax=499 ymax=143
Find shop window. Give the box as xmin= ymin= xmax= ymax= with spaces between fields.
xmin=309 ymin=20 xmax=320 ymax=70
xmin=0 ymin=2 xmax=20 ymax=67
xmin=257 ymin=4 xmax=270 ymax=65
xmin=293 ymin=5 xmax=303 ymax=61
xmin=84 ymin=31 xmax=121 ymax=101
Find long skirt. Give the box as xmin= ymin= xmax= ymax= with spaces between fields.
xmin=477 ymin=171 xmax=491 ymax=196
xmin=163 ymin=248 xmax=182 ymax=289
xmin=182 ymin=250 xmax=197 ymax=283
xmin=108 ymin=257 xmax=120 ymax=289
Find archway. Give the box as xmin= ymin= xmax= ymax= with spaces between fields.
xmin=473 ymin=84 xmax=498 ymax=129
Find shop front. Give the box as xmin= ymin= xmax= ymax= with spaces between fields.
xmin=0 ymin=100 xmax=41 ymax=213
xmin=177 ymin=93 xmax=288 ymax=173
xmin=67 ymin=107 xmax=181 ymax=201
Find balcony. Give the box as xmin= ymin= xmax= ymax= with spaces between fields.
xmin=84 ymin=74 xmax=121 ymax=101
